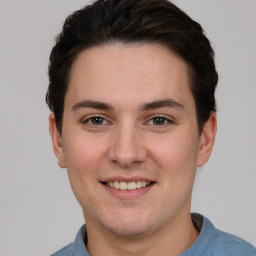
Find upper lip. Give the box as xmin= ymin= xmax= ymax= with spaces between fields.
xmin=101 ymin=176 xmax=155 ymax=183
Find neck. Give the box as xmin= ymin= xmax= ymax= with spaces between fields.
xmin=85 ymin=212 xmax=199 ymax=256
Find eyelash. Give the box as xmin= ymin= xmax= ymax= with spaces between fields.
xmin=82 ymin=116 xmax=110 ymax=126
xmin=146 ymin=115 xmax=174 ymax=126
xmin=81 ymin=115 xmax=174 ymax=127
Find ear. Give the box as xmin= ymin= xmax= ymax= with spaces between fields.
xmin=197 ymin=112 xmax=217 ymax=167
xmin=49 ymin=113 xmax=66 ymax=168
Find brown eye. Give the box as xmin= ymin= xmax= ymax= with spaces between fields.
xmin=152 ymin=117 xmax=167 ymax=125
xmin=91 ymin=117 xmax=104 ymax=125
xmin=82 ymin=116 xmax=108 ymax=126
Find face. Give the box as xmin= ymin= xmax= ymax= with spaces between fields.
xmin=50 ymin=43 xmax=216 ymax=237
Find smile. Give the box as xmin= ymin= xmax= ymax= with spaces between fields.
xmin=106 ymin=181 xmax=152 ymax=190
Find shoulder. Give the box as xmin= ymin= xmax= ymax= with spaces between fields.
xmin=50 ymin=242 xmax=73 ymax=256
xmin=201 ymin=214 xmax=256 ymax=256
xmin=210 ymin=227 xmax=256 ymax=255
xmin=183 ymin=214 xmax=256 ymax=256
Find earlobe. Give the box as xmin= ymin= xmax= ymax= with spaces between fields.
xmin=197 ymin=112 xmax=217 ymax=167
xmin=49 ymin=113 xmax=66 ymax=168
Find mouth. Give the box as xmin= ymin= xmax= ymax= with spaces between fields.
xmin=102 ymin=181 xmax=154 ymax=191
xmin=100 ymin=177 xmax=156 ymax=199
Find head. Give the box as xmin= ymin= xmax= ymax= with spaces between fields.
xmin=47 ymin=0 xmax=218 ymax=244
xmin=46 ymin=0 xmax=218 ymax=134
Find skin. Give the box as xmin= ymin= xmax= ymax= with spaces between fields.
xmin=49 ymin=43 xmax=216 ymax=256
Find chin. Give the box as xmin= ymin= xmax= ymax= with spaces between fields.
xmin=102 ymin=211 xmax=155 ymax=237
xmin=108 ymin=223 xmax=152 ymax=238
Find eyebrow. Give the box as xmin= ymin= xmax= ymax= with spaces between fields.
xmin=140 ymin=99 xmax=184 ymax=111
xmin=72 ymin=100 xmax=114 ymax=111
xmin=72 ymin=98 xmax=183 ymax=112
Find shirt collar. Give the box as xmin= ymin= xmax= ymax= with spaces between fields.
xmin=71 ymin=225 xmax=89 ymax=256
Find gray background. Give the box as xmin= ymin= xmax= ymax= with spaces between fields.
xmin=0 ymin=0 xmax=255 ymax=255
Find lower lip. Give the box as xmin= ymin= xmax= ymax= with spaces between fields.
xmin=102 ymin=183 xmax=155 ymax=199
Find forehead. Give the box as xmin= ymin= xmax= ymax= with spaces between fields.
xmin=66 ymin=43 xmax=194 ymax=110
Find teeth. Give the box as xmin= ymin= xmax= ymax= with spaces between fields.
xmin=106 ymin=181 xmax=151 ymax=190
xmin=120 ymin=182 xmax=128 ymax=190
xmin=114 ymin=181 xmax=120 ymax=189
xmin=127 ymin=181 xmax=136 ymax=190
xmin=136 ymin=181 xmax=142 ymax=189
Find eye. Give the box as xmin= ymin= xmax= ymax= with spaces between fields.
xmin=152 ymin=117 xmax=168 ymax=125
xmin=82 ymin=116 xmax=109 ymax=126
xmin=147 ymin=116 xmax=174 ymax=126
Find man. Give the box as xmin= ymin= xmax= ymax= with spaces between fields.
xmin=46 ymin=0 xmax=256 ymax=255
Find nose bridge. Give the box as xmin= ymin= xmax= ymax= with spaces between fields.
xmin=108 ymin=120 xmax=146 ymax=167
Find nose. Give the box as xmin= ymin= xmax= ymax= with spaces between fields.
xmin=107 ymin=123 xmax=147 ymax=168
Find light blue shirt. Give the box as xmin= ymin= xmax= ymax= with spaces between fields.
xmin=51 ymin=214 xmax=256 ymax=256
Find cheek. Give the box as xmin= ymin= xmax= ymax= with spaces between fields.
xmin=148 ymin=131 xmax=199 ymax=177
xmin=151 ymin=134 xmax=198 ymax=166
xmin=63 ymin=134 xmax=107 ymax=172
xmin=62 ymin=134 xmax=108 ymax=206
